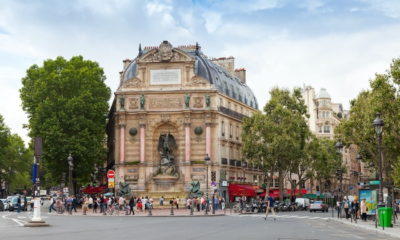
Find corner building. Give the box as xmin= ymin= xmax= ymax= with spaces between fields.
xmin=107 ymin=41 xmax=262 ymax=201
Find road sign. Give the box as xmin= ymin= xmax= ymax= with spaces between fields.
xmin=370 ymin=180 xmax=380 ymax=185
xmin=107 ymin=170 xmax=115 ymax=178
xmin=108 ymin=181 xmax=114 ymax=188
xmin=108 ymin=178 xmax=115 ymax=182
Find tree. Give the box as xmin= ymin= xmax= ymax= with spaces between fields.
xmin=336 ymin=58 xmax=400 ymax=188
xmin=242 ymin=87 xmax=311 ymax=200
xmin=0 ymin=115 xmax=32 ymax=196
xmin=20 ymin=56 xmax=111 ymax=188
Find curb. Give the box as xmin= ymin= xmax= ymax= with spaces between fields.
xmin=46 ymin=213 xmax=226 ymax=218
xmin=327 ymin=218 xmax=400 ymax=239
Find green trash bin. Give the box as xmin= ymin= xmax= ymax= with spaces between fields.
xmin=378 ymin=207 xmax=393 ymax=227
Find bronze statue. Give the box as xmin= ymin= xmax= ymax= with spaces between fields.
xmin=189 ymin=181 xmax=203 ymax=198
xmin=118 ymin=182 xmax=131 ymax=196
xmin=140 ymin=94 xmax=145 ymax=109
xmin=205 ymin=95 xmax=211 ymax=108
xmin=119 ymin=95 xmax=125 ymax=110
xmin=158 ymin=132 xmax=177 ymax=166
xmin=185 ymin=94 xmax=190 ymax=108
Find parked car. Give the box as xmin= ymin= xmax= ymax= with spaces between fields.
xmin=309 ymin=200 xmax=328 ymax=212
xmin=7 ymin=196 xmax=26 ymax=211
xmin=295 ymin=198 xmax=311 ymax=210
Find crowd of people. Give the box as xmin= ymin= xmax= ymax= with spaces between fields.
xmin=48 ymin=194 xmax=226 ymax=215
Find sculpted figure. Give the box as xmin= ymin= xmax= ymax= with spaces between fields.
xmin=119 ymin=95 xmax=125 ymax=110
xmin=185 ymin=94 xmax=190 ymax=108
xmin=140 ymin=94 xmax=145 ymax=109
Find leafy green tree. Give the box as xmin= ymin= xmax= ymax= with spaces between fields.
xmin=242 ymin=87 xmax=311 ymax=200
xmin=0 ymin=115 xmax=32 ymax=196
xmin=336 ymin=58 xmax=400 ymax=188
xmin=20 ymin=56 xmax=111 ymax=188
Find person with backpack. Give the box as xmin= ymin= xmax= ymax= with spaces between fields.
xmin=128 ymin=196 xmax=135 ymax=215
xmin=49 ymin=196 xmax=56 ymax=213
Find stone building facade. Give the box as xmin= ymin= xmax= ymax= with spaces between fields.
xmin=302 ymin=86 xmax=369 ymax=196
xmin=107 ymin=41 xmax=262 ymax=201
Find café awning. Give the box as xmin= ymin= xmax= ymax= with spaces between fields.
xmin=228 ymin=184 xmax=257 ymax=197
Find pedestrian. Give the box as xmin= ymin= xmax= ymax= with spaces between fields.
xmin=351 ymin=198 xmax=359 ymax=220
xmin=360 ymin=198 xmax=367 ymax=221
xmin=175 ymin=197 xmax=179 ymax=209
xmin=264 ymin=194 xmax=276 ymax=221
xmin=88 ymin=196 xmax=93 ymax=210
xmin=221 ymin=197 xmax=225 ymax=210
xmin=72 ymin=196 xmax=78 ymax=213
xmin=66 ymin=196 xmax=73 ymax=215
xmin=160 ymin=196 xmax=164 ymax=206
xmin=129 ymin=196 xmax=135 ymax=215
xmin=93 ymin=196 xmax=98 ymax=213
xmin=343 ymin=197 xmax=350 ymax=219
xmin=102 ymin=196 xmax=108 ymax=215
xmin=137 ymin=198 xmax=143 ymax=212
xmin=49 ymin=196 xmax=56 ymax=213
xmin=17 ymin=195 xmax=21 ymax=213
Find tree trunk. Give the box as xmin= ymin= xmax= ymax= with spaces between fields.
xmin=279 ymin=170 xmax=284 ymax=201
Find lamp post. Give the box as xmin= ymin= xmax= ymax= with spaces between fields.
xmin=373 ymin=112 xmax=384 ymax=207
xmin=67 ymin=153 xmax=74 ymax=196
xmin=204 ymin=154 xmax=210 ymax=215
xmin=335 ymin=140 xmax=344 ymax=200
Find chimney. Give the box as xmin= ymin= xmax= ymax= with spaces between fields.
xmin=235 ymin=68 xmax=246 ymax=84
xmin=211 ymin=56 xmax=235 ymax=74
xmin=122 ymin=59 xmax=131 ymax=70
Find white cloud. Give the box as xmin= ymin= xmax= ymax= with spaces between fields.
xmin=361 ymin=0 xmax=400 ymax=18
xmin=202 ymin=11 xmax=222 ymax=33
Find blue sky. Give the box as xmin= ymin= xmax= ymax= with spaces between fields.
xmin=1 ymin=0 xmax=400 ymax=143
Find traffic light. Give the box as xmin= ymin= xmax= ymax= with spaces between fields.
xmin=211 ymin=171 xmax=216 ymax=182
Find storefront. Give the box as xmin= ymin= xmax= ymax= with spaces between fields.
xmin=228 ymin=184 xmax=257 ymax=202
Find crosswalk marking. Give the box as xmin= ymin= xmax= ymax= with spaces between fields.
xmin=232 ymin=214 xmax=330 ymax=221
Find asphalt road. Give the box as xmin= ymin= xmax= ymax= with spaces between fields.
xmin=0 ymin=210 xmax=397 ymax=240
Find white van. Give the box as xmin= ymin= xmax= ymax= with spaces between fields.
xmin=295 ymin=198 xmax=310 ymax=210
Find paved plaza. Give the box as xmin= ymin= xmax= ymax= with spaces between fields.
xmin=1 ymin=208 xmax=399 ymax=240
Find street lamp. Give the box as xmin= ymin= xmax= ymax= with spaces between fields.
xmin=67 ymin=153 xmax=74 ymax=196
xmin=335 ymin=140 xmax=344 ymax=200
xmin=204 ymin=154 xmax=210 ymax=215
xmin=373 ymin=112 xmax=384 ymax=207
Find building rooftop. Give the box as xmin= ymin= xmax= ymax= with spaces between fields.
xmin=120 ymin=42 xmax=258 ymax=109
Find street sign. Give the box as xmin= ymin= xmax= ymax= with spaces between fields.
xmin=107 ymin=170 xmax=115 ymax=178
xmin=108 ymin=181 xmax=114 ymax=188
xmin=108 ymin=178 xmax=115 ymax=182
xmin=370 ymin=180 xmax=380 ymax=185
xmin=211 ymin=181 xmax=217 ymax=187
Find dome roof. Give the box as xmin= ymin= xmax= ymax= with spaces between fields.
xmin=120 ymin=47 xmax=258 ymax=109
xmin=317 ymin=88 xmax=331 ymax=99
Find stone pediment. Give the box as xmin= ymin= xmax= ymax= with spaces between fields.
xmin=121 ymin=77 xmax=142 ymax=89
xmin=138 ymin=41 xmax=194 ymax=63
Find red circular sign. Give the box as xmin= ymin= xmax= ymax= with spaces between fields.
xmin=107 ymin=170 xmax=115 ymax=178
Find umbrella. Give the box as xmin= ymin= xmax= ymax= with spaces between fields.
xmin=104 ymin=192 xmax=114 ymax=197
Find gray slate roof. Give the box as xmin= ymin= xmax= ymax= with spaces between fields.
xmin=120 ymin=48 xmax=258 ymax=109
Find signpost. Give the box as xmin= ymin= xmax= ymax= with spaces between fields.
xmin=107 ymin=170 xmax=115 ymax=189
xmin=370 ymin=180 xmax=381 ymax=185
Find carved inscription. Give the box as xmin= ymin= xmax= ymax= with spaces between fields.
xmin=192 ymin=167 xmax=206 ymax=172
xmin=150 ymin=69 xmax=181 ymax=85
xmin=149 ymin=97 xmax=183 ymax=110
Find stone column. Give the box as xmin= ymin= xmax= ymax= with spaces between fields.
xmin=206 ymin=123 xmax=211 ymax=158
xmin=119 ymin=124 xmax=125 ymax=164
xmin=185 ymin=123 xmax=191 ymax=162
xmin=140 ymin=124 xmax=145 ymax=163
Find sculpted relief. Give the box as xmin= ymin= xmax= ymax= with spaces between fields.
xmin=122 ymin=77 xmax=142 ymax=88
xmin=128 ymin=97 xmax=139 ymax=110
xmin=140 ymin=41 xmax=193 ymax=63
xmin=192 ymin=97 xmax=204 ymax=108
xmin=149 ymin=97 xmax=183 ymax=110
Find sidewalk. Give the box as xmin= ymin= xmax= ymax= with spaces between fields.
xmin=48 ymin=207 xmax=226 ymax=217
xmin=329 ymin=216 xmax=400 ymax=239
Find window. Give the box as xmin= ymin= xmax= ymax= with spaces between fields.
xmin=230 ymin=123 xmax=233 ymax=138
xmin=236 ymin=126 xmax=239 ymax=140
xmin=324 ymin=125 xmax=330 ymax=133
xmin=319 ymin=126 xmax=322 ymax=133
xmin=221 ymin=121 xmax=225 ymax=136
xmin=219 ymin=98 xmax=223 ymax=107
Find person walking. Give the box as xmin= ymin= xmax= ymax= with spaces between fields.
xmin=129 ymin=196 xmax=135 ymax=215
xmin=93 ymin=196 xmax=98 ymax=213
xmin=159 ymin=196 xmax=164 ymax=206
xmin=360 ymin=198 xmax=368 ymax=221
xmin=17 ymin=195 xmax=21 ymax=213
xmin=49 ymin=196 xmax=56 ymax=213
xmin=72 ymin=196 xmax=78 ymax=213
xmin=264 ymin=194 xmax=276 ymax=221
xmin=343 ymin=197 xmax=350 ymax=219
xmin=66 ymin=196 xmax=73 ymax=215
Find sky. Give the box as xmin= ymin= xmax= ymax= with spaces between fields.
xmin=1 ymin=0 xmax=400 ymax=144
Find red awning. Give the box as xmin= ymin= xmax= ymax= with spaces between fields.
xmin=228 ymin=184 xmax=256 ymax=197
xmin=286 ymin=189 xmax=308 ymax=195
xmin=81 ymin=186 xmax=106 ymax=194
